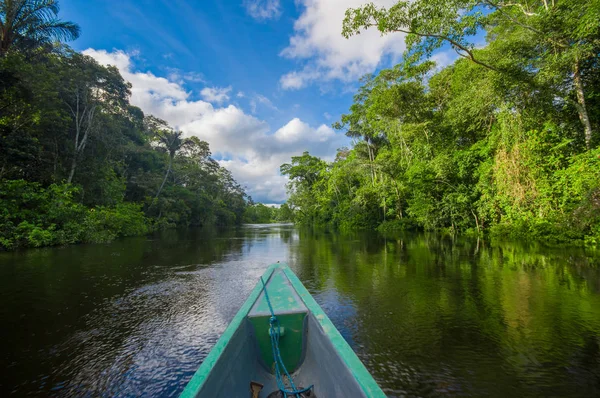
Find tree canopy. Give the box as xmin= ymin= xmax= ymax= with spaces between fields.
xmin=0 ymin=0 xmax=252 ymax=249
xmin=0 ymin=0 xmax=80 ymax=56
xmin=282 ymin=0 xmax=600 ymax=244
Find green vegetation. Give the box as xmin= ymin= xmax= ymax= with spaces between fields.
xmin=0 ymin=0 xmax=250 ymax=250
xmin=243 ymin=203 xmax=294 ymax=224
xmin=282 ymin=0 xmax=600 ymax=245
xmin=288 ymin=230 xmax=600 ymax=396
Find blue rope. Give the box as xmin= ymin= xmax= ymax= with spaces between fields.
xmin=260 ymin=276 xmax=314 ymax=398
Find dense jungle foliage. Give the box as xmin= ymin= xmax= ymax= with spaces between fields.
xmin=0 ymin=0 xmax=249 ymax=250
xmin=242 ymin=202 xmax=294 ymax=224
xmin=282 ymin=0 xmax=600 ymax=245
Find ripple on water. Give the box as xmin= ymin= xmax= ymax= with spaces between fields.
xmin=1 ymin=228 xmax=600 ymax=397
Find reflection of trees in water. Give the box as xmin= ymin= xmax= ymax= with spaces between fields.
xmin=289 ymin=231 xmax=600 ymax=397
xmin=236 ymin=224 xmax=297 ymax=255
xmin=0 ymin=227 xmax=251 ymax=396
xmin=2 ymin=227 xmax=600 ymax=397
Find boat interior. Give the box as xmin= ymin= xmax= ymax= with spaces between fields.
xmin=196 ymin=268 xmax=367 ymax=397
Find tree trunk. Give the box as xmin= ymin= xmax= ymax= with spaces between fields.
xmin=366 ymin=140 xmax=375 ymax=186
xmin=471 ymin=209 xmax=480 ymax=234
xmin=0 ymin=35 xmax=10 ymax=56
xmin=573 ymin=59 xmax=593 ymax=149
xmin=67 ymin=156 xmax=77 ymax=183
xmin=155 ymin=155 xmax=173 ymax=200
xmin=66 ymin=95 xmax=95 ymax=184
xmin=394 ymin=182 xmax=403 ymax=219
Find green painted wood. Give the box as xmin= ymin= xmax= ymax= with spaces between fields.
xmin=248 ymin=312 xmax=306 ymax=373
xmin=282 ymin=264 xmax=387 ymax=397
xmin=248 ymin=267 xmax=308 ymax=374
xmin=180 ymin=263 xmax=386 ymax=398
xmin=179 ymin=264 xmax=279 ymax=398
xmin=249 ymin=268 xmax=307 ymax=316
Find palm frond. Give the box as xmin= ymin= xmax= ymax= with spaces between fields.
xmin=1 ymin=0 xmax=79 ymax=54
xmin=33 ymin=19 xmax=80 ymax=41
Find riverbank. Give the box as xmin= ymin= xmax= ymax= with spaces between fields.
xmin=0 ymin=179 xmax=245 ymax=251
xmin=376 ymin=218 xmax=600 ymax=247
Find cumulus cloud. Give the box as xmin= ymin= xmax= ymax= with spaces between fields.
xmin=280 ymin=68 xmax=322 ymax=90
xmin=244 ymin=0 xmax=281 ymax=21
xmin=280 ymin=0 xmax=405 ymax=89
xmin=83 ymin=48 xmax=347 ymax=203
xmin=220 ymin=118 xmax=346 ymax=202
xmin=200 ymin=86 xmax=232 ymax=104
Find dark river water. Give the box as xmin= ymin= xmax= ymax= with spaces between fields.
xmin=1 ymin=225 xmax=600 ymax=397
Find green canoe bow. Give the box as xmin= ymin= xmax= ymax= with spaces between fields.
xmin=180 ymin=263 xmax=386 ymax=397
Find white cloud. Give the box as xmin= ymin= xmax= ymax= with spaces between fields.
xmin=323 ymin=112 xmax=331 ymax=120
xmin=430 ymin=50 xmax=459 ymax=71
xmin=83 ymin=48 xmax=347 ymax=203
xmin=200 ymin=86 xmax=232 ymax=104
xmin=280 ymin=0 xmax=405 ymax=89
xmin=250 ymin=94 xmax=279 ymax=114
xmin=182 ymin=72 xmax=205 ymax=83
xmin=280 ymin=72 xmax=304 ymax=90
xmin=280 ymin=68 xmax=322 ymax=90
xmin=244 ymin=0 xmax=281 ymax=21
xmin=165 ymin=67 xmax=205 ymax=84
xmin=219 ymin=118 xmax=346 ymax=202
xmin=236 ymin=91 xmax=245 ymax=98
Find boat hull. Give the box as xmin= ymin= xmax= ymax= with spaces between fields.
xmin=180 ymin=263 xmax=385 ymax=397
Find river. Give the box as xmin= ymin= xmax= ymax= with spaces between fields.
xmin=1 ymin=224 xmax=599 ymax=397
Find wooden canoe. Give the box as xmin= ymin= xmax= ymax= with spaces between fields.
xmin=180 ymin=262 xmax=385 ymax=397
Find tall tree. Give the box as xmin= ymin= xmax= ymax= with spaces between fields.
xmin=342 ymin=0 xmax=600 ymax=148
xmin=0 ymin=0 xmax=80 ymax=56
xmin=152 ymin=127 xmax=194 ymax=200
xmin=59 ymin=52 xmax=131 ymax=183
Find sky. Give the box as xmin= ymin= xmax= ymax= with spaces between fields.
xmin=59 ymin=0 xmax=457 ymax=204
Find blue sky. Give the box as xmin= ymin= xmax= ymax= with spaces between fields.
xmin=60 ymin=0 xmax=457 ymax=203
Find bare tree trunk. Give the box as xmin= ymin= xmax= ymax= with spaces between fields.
xmin=394 ymin=182 xmax=403 ymax=219
xmin=66 ymin=91 xmax=96 ymax=183
xmin=155 ymin=155 xmax=173 ymax=200
xmin=67 ymin=156 xmax=77 ymax=183
xmin=471 ymin=209 xmax=480 ymax=234
xmin=367 ymin=139 xmax=375 ymax=186
xmin=574 ymin=59 xmax=593 ymax=149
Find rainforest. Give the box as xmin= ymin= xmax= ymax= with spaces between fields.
xmin=281 ymin=0 xmax=600 ymax=245
xmin=1 ymin=0 xmax=600 ymax=250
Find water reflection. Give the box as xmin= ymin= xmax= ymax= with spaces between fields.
xmin=290 ymin=232 xmax=600 ymax=397
xmin=0 ymin=226 xmax=599 ymax=397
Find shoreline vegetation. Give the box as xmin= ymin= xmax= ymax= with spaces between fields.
xmin=1 ymin=1 xmax=249 ymax=250
xmin=2 ymin=1 xmax=600 ymax=251
xmin=280 ymin=0 xmax=600 ymax=247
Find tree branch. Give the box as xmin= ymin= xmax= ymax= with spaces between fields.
xmin=483 ymin=0 xmax=542 ymax=35
xmin=484 ymin=0 xmax=568 ymax=48
xmin=497 ymin=2 xmax=537 ymax=16
xmin=383 ymin=26 xmax=501 ymax=72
